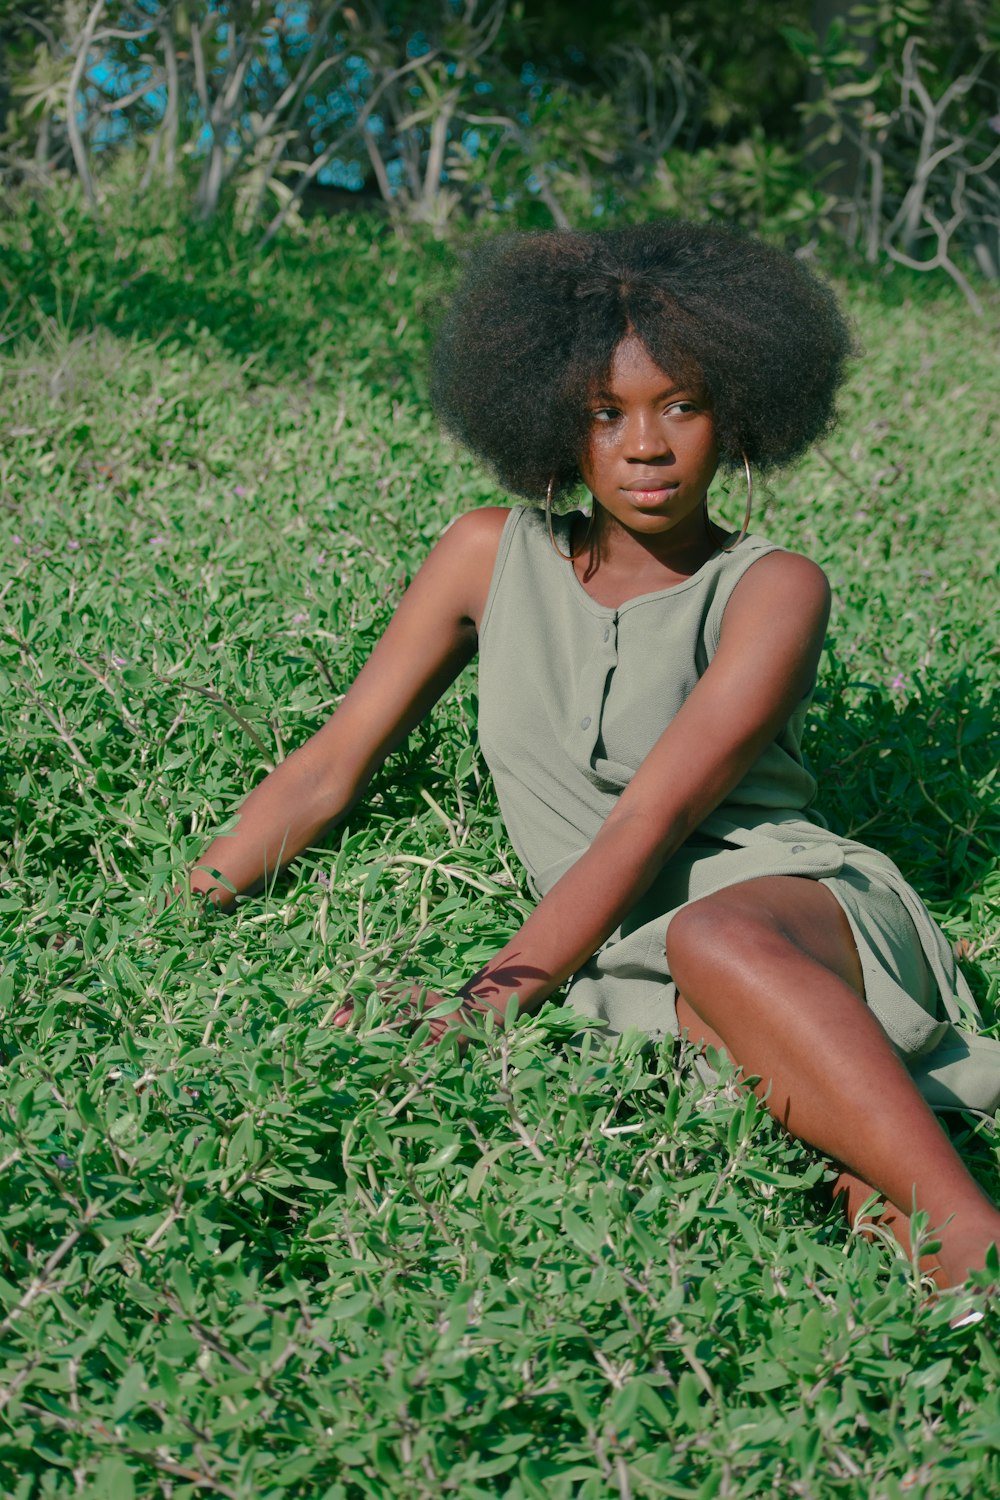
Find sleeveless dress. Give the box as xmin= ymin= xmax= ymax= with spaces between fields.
xmin=477 ymin=505 xmax=1000 ymax=1117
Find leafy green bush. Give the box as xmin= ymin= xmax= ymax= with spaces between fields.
xmin=635 ymin=133 xmax=836 ymax=245
xmin=1 ymin=205 xmax=998 ymax=1496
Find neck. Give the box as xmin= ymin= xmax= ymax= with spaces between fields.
xmin=580 ymin=500 xmax=726 ymax=580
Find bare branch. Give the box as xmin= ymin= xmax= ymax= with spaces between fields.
xmin=886 ymin=201 xmax=983 ymax=314
xmin=257 ymin=48 xmax=439 ymax=247
xmin=363 ymin=126 xmax=394 ymax=207
xmin=65 ymin=0 xmax=107 ymax=209
xmin=90 ymin=24 xmax=157 ymax=43
xmin=151 ymin=7 xmax=181 ymax=187
xmin=96 ymin=71 xmax=164 ymax=115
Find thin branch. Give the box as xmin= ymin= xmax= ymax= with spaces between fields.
xmin=188 ymin=2 xmax=210 ymax=121
xmin=0 ymin=1214 xmax=91 ymax=1340
xmin=244 ymin=47 xmax=350 ymax=225
xmin=16 ymin=1407 xmax=239 ymax=1496
xmin=886 ymin=202 xmax=983 ymax=314
xmin=258 ymin=49 xmax=437 ymax=247
xmin=254 ymin=4 xmax=344 ymax=143
xmin=151 ymin=671 xmax=274 ymax=765
xmin=96 ymin=71 xmax=164 ymax=115
xmin=65 ymin=0 xmax=107 ymax=209
xmin=160 ymin=11 xmax=179 ymax=182
xmin=90 ymin=24 xmax=157 ymax=44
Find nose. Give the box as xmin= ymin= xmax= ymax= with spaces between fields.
xmin=624 ymin=410 xmax=670 ymax=462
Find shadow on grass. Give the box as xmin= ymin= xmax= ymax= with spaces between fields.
xmin=0 ymin=196 xmax=455 ymax=397
xmin=808 ymin=665 xmax=999 ymax=1017
xmin=809 ymin=666 xmax=997 ymax=899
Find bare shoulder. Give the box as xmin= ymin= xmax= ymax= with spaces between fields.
xmin=724 ymin=548 xmax=830 ymax=628
xmin=440 ymin=505 xmax=512 ymax=553
xmin=434 ymin=506 xmax=512 ymax=629
xmin=715 ymin=549 xmax=830 ymax=702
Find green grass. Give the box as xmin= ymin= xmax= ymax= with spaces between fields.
xmin=1 ymin=198 xmax=999 ymax=1498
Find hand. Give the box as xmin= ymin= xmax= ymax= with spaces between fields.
xmin=331 ymin=981 xmax=502 ymax=1048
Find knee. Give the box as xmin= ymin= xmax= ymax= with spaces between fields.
xmin=665 ymin=891 xmax=790 ymax=989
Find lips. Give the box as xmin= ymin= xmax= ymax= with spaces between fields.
xmin=623 ymin=481 xmax=680 ymax=508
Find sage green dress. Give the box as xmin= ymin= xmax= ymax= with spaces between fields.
xmin=477 ymin=505 xmax=1000 ymax=1117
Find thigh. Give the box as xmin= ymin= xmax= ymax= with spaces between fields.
xmin=668 ymin=874 xmax=866 ymax=996
xmin=670 ymin=875 xmax=865 ymax=1055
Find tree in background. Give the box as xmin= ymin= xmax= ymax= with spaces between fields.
xmin=0 ymin=0 xmax=996 ymax=301
xmin=791 ymin=0 xmax=1000 ymax=307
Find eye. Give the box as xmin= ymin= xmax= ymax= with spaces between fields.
xmin=666 ymin=400 xmax=700 ymax=416
xmin=589 ymin=407 xmax=621 ymax=423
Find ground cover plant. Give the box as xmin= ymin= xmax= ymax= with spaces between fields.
xmin=1 ymin=204 xmax=1000 ymax=1497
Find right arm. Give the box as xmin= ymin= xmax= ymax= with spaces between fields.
xmin=187 ymin=507 xmax=509 ymax=906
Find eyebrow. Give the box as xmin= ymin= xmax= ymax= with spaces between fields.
xmin=591 ymin=384 xmax=685 ymax=403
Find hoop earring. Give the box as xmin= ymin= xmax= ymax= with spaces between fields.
xmin=545 ymin=476 xmax=593 ymax=561
xmin=721 ymin=451 xmax=753 ymax=553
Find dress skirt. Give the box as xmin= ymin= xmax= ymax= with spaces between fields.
xmin=560 ymin=811 xmax=1000 ymax=1119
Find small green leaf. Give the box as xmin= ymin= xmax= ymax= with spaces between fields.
xmin=419 ymin=1137 xmax=462 ymax=1173
xmin=112 ymin=1361 xmax=145 ymax=1420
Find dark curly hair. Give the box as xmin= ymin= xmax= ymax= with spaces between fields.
xmin=430 ymin=222 xmax=855 ymax=500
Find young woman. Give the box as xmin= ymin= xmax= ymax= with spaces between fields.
xmin=188 ymin=223 xmax=1000 ymax=1297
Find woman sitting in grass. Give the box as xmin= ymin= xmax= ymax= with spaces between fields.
xmin=189 ymin=222 xmax=1000 ymax=1302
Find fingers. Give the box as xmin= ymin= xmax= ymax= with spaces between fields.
xmin=328 ymin=986 xmax=483 ymax=1049
xmin=328 ymin=986 xmax=437 ymax=1032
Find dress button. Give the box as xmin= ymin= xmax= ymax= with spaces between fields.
xmin=790 ymin=844 xmax=806 ymax=853
xmin=603 ymin=627 xmax=611 ymax=643
xmin=581 ymin=716 xmax=592 ymax=730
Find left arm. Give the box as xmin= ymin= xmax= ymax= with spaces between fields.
xmin=454 ymin=551 xmax=831 ymax=1021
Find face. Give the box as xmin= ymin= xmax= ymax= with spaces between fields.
xmin=578 ymin=334 xmax=719 ymax=542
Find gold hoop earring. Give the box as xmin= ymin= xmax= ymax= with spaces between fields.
xmin=545 ymin=477 xmax=593 ymax=561
xmin=721 ymin=451 xmax=753 ymax=553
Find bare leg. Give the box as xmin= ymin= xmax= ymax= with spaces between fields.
xmin=676 ymin=996 xmax=923 ymax=1263
xmin=829 ymin=1168 xmax=917 ymax=1262
xmin=668 ymin=876 xmax=1000 ymax=1287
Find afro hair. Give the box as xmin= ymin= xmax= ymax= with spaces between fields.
xmin=430 ymin=222 xmax=856 ymax=500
